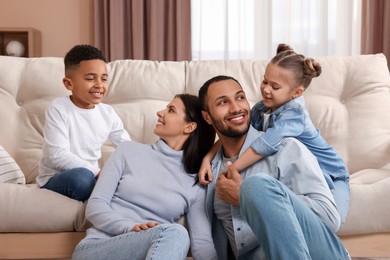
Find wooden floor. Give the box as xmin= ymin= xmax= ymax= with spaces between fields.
xmin=340 ymin=233 xmax=390 ymax=258
xmin=1 ymin=232 xmax=390 ymax=259
xmin=0 ymin=232 xmax=85 ymax=259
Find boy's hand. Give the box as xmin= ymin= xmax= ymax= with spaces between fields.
xmin=199 ymin=158 xmax=213 ymax=185
xmin=95 ymin=170 xmax=101 ymax=179
xmin=131 ymin=222 xmax=160 ymax=232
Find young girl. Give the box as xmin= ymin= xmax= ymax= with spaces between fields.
xmin=199 ymin=43 xmax=349 ymax=225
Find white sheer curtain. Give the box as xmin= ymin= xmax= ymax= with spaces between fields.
xmin=191 ymin=0 xmax=362 ymax=60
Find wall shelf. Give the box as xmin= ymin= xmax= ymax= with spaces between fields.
xmin=0 ymin=28 xmax=41 ymax=57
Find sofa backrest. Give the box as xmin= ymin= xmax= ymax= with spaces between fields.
xmin=0 ymin=54 xmax=389 ymax=183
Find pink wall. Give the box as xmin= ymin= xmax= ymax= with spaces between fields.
xmin=0 ymin=0 xmax=93 ymax=57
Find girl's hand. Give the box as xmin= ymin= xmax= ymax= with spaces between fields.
xmin=199 ymin=158 xmax=213 ymax=185
xmin=131 ymin=222 xmax=160 ymax=232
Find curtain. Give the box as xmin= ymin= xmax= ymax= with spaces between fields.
xmin=94 ymin=0 xmax=191 ymax=61
xmin=191 ymin=0 xmax=362 ymax=60
xmin=361 ymin=0 xmax=390 ymax=67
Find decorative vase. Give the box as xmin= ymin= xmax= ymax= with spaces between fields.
xmin=5 ymin=40 xmax=25 ymax=57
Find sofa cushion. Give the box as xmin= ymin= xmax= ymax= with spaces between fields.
xmin=106 ymin=59 xmax=187 ymax=144
xmin=0 ymin=146 xmax=25 ymax=184
xmin=338 ymin=169 xmax=390 ymax=236
xmin=0 ymin=183 xmax=89 ymax=232
xmin=0 ymin=57 xmax=67 ymax=184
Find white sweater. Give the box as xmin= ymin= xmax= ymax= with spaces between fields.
xmin=37 ymin=96 xmax=131 ymax=187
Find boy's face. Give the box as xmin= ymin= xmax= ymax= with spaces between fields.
xmin=63 ymin=59 xmax=108 ymax=109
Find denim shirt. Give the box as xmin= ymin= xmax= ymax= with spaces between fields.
xmin=250 ymin=96 xmax=349 ymax=189
xmin=205 ymin=126 xmax=340 ymax=259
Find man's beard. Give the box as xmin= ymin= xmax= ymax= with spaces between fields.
xmin=210 ymin=115 xmax=250 ymax=138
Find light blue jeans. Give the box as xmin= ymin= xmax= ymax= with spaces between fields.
xmin=42 ymin=167 xmax=96 ymax=201
xmin=72 ymin=223 xmax=190 ymax=260
xmin=332 ymin=177 xmax=350 ymax=226
xmin=239 ymin=173 xmax=350 ymax=260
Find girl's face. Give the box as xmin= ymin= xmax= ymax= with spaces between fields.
xmin=260 ymin=63 xmax=303 ymax=111
xmin=154 ymin=97 xmax=194 ymax=149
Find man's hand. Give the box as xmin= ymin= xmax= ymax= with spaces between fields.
xmin=215 ymin=161 xmax=243 ymax=206
xmin=131 ymin=222 xmax=160 ymax=232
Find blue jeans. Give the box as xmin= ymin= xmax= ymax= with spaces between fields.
xmin=240 ymin=173 xmax=350 ymax=260
xmin=72 ymin=223 xmax=190 ymax=260
xmin=332 ymin=177 xmax=350 ymax=226
xmin=42 ymin=167 xmax=96 ymax=201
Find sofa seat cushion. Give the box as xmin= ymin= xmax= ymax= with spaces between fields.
xmin=338 ymin=169 xmax=390 ymax=236
xmin=0 ymin=183 xmax=89 ymax=232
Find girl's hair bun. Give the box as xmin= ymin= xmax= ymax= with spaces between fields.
xmin=276 ymin=43 xmax=294 ymax=54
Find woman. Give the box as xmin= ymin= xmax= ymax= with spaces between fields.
xmin=72 ymin=94 xmax=217 ymax=260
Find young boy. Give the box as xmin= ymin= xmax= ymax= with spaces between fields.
xmin=37 ymin=44 xmax=131 ymax=201
xmin=199 ymin=43 xmax=349 ymax=225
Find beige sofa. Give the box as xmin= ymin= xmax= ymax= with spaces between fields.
xmin=0 ymin=54 xmax=389 ymax=259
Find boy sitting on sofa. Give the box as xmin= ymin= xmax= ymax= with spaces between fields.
xmin=37 ymin=44 xmax=131 ymax=201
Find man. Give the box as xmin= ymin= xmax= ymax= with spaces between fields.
xmin=198 ymin=75 xmax=349 ymax=259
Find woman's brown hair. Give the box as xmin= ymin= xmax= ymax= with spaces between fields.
xmin=176 ymin=94 xmax=216 ymax=174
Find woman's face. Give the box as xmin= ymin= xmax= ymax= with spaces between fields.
xmin=154 ymin=97 xmax=191 ymax=143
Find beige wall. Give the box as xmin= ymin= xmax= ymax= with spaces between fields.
xmin=0 ymin=0 xmax=93 ymax=57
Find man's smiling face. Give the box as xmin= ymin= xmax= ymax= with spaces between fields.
xmin=203 ymin=79 xmax=251 ymax=138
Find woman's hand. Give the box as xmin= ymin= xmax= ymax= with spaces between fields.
xmin=131 ymin=222 xmax=160 ymax=232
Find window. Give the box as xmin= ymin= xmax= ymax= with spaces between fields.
xmin=191 ymin=0 xmax=362 ymax=60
